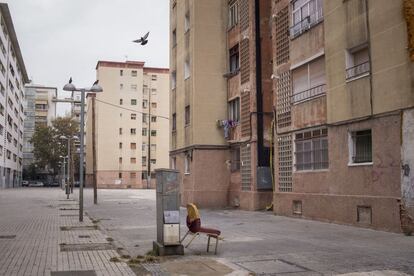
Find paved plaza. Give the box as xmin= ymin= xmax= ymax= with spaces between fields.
xmin=1 ymin=188 xmax=414 ymax=275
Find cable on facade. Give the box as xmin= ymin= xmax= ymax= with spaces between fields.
xmin=94 ymin=99 xmax=169 ymax=120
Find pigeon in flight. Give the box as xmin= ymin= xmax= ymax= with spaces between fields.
xmin=133 ymin=32 xmax=150 ymax=45
xmin=92 ymin=80 xmax=99 ymax=86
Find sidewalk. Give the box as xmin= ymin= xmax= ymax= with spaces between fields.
xmin=0 ymin=188 xmax=135 ymax=276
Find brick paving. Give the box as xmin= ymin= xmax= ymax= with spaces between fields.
xmin=0 ymin=188 xmax=135 ymax=276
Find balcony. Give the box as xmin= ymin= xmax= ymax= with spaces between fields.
xmin=290 ymin=9 xmax=323 ymax=39
xmin=346 ymin=61 xmax=370 ymax=80
xmin=291 ymin=84 xmax=326 ymax=104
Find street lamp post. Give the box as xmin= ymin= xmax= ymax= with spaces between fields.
xmin=63 ymin=79 xmax=103 ymax=222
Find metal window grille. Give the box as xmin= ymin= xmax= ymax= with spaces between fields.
xmin=295 ymin=128 xmax=328 ymax=171
xmin=291 ymin=84 xmax=326 ymax=104
xmin=276 ymin=71 xmax=292 ymax=128
xmin=276 ymin=7 xmax=289 ymax=65
xmin=278 ymin=134 xmax=293 ymax=192
xmin=241 ymin=145 xmax=251 ymax=191
xmin=352 ymin=130 xmax=372 ymax=163
xmin=346 ymin=61 xmax=370 ymax=80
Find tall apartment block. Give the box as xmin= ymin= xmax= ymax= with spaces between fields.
xmin=170 ymin=0 xmax=274 ymax=209
xmin=272 ymin=0 xmax=414 ymax=232
xmin=0 ymin=4 xmax=29 ymax=188
xmin=85 ymin=61 xmax=169 ymax=189
xmin=23 ymin=85 xmax=57 ymax=170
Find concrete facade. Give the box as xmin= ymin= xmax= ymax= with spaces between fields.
xmin=170 ymin=0 xmax=274 ymax=210
xmin=23 ymin=85 xmax=57 ymax=170
xmin=272 ymin=0 xmax=414 ymax=232
xmin=0 ymin=4 xmax=29 ymax=189
xmin=85 ymin=61 xmax=169 ymax=189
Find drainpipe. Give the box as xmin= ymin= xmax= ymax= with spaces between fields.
xmin=255 ymin=0 xmax=265 ymax=166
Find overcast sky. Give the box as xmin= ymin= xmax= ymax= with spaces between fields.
xmin=4 ymin=0 xmax=169 ymax=115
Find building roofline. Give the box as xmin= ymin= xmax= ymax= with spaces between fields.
xmin=96 ymin=60 xmax=146 ymax=70
xmin=25 ymin=84 xmax=57 ymax=90
xmin=0 ymin=3 xmax=29 ymax=83
xmin=144 ymin=67 xmax=169 ymax=74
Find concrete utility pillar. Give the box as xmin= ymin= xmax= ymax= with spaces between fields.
xmin=153 ymin=169 xmax=184 ymax=256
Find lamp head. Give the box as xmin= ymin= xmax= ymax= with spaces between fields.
xmin=63 ymin=83 xmax=76 ymax=91
xmin=90 ymin=84 xmax=103 ymax=93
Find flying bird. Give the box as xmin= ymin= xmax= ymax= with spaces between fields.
xmin=133 ymin=32 xmax=150 ymax=45
xmin=92 ymin=80 xmax=99 ymax=86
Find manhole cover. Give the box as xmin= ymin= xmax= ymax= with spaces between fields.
xmin=0 ymin=235 xmax=16 ymax=239
xmin=79 ymin=235 xmax=91 ymax=238
xmin=60 ymin=208 xmax=79 ymax=211
xmin=60 ymin=225 xmax=98 ymax=231
xmin=60 ymin=214 xmax=78 ymax=217
xmin=60 ymin=243 xmax=113 ymax=252
xmin=51 ymin=270 xmax=96 ymax=276
xmin=236 ymin=259 xmax=309 ymax=275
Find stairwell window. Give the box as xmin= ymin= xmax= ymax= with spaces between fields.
xmin=184 ymin=59 xmax=191 ymax=80
xmin=229 ymin=44 xmax=240 ymax=74
xmin=228 ymin=0 xmax=238 ymax=28
xmin=185 ymin=106 xmax=190 ymax=126
xmin=172 ymin=113 xmax=177 ymax=131
xmin=185 ymin=153 xmax=191 ymax=174
xmin=171 ymin=71 xmax=177 ymax=89
xmin=349 ymin=130 xmax=372 ymax=165
xmin=184 ymin=12 xmax=190 ymax=32
xmin=345 ymin=45 xmax=370 ymax=81
xmin=295 ymin=128 xmax=328 ymax=171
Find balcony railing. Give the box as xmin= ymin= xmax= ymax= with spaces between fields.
xmin=291 ymin=84 xmax=326 ymax=104
xmin=346 ymin=61 xmax=370 ymax=80
xmin=290 ymin=9 xmax=323 ymax=38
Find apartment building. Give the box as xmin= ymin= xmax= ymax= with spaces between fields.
xmin=23 ymin=85 xmax=57 ymax=170
xmin=0 ymin=4 xmax=29 ymax=188
xmin=272 ymin=0 xmax=414 ymax=232
xmin=85 ymin=61 xmax=169 ymax=189
xmin=170 ymin=0 xmax=274 ymax=209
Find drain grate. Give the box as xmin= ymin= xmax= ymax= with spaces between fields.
xmin=78 ymin=235 xmax=91 ymax=238
xmin=51 ymin=270 xmax=96 ymax=276
xmin=60 ymin=225 xmax=98 ymax=231
xmin=0 ymin=235 xmax=16 ymax=239
xmin=60 ymin=243 xmax=113 ymax=252
xmin=236 ymin=259 xmax=310 ymax=275
xmin=60 ymin=208 xmax=79 ymax=211
xmin=60 ymin=214 xmax=78 ymax=217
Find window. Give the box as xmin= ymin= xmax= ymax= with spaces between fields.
xmin=120 ymin=99 xmax=123 ymax=105
xmin=142 ymin=143 xmax=147 ymax=151
xmin=171 ymin=157 xmax=176 ymax=170
xmin=230 ymin=147 xmax=240 ymax=172
xmin=172 ymin=113 xmax=177 ymax=131
xmin=130 ymin=143 xmax=136 ymax=149
xmin=120 ymin=84 xmax=124 ymax=90
xmin=142 ymin=156 xmax=147 ymax=164
xmin=151 ymin=144 xmax=156 ymax=151
xmin=131 ymin=113 xmax=137 ymax=120
xmin=229 ymin=1 xmax=238 ymax=28
xmin=6 ymin=150 xmax=10 ymax=159
xmin=0 ymin=103 xmax=3 ymax=115
xmin=172 ymin=29 xmax=177 ymax=46
xmin=171 ymin=71 xmax=176 ymax=89
xmin=131 ymin=128 xmax=136 ymax=135
xmin=119 ymin=172 xmax=122 ymax=179
xmin=120 ymin=70 xmax=123 ymax=76
xmin=228 ymin=98 xmax=240 ymax=122
xmin=185 ymin=105 xmax=190 ymax=125
xmin=349 ymin=130 xmax=372 ymax=164
xmin=345 ymin=46 xmax=370 ymax=80
xmin=119 ymin=128 xmax=123 ymax=135
xmin=151 ymin=102 xmax=157 ymax=108
xmin=184 ymin=12 xmax=190 ymax=32
xmin=142 ymin=114 xmax=148 ymax=123
xmin=185 ymin=153 xmax=191 ymax=174
xmin=131 ymin=70 xmax=137 ymax=77
xmin=151 ymin=75 xmax=157 ymax=81
xmin=119 ymin=157 xmax=123 ymax=164
xmin=143 ymin=100 xmax=148 ymax=108
xmin=130 ymin=158 xmax=137 ymax=164
xmin=229 ymin=45 xmax=240 ymax=73
xmin=131 ymin=99 xmax=137 ymax=105
xmin=295 ymin=128 xmax=328 ymax=171
xmin=130 ymin=172 xmax=137 ymax=178
xmin=119 ymin=142 xmax=122 ymax=149
xmin=131 ymin=84 xmax=137 ymax=91
xmin=151 ymin=88 xmax=157 ymax=95
xmin=291 ymin=0 xmax=323 ymax=38
xmin=150 ymin=159 xmax=156 ymax=164
xmin=142 ymin=128 xmax=148 ymax=136
xmin=151 ymin=116 xmax=157 ymax=123
xmin=151 ymin=130 xmax=157 ymax=136
xmin=292 ymin=56 xmax=326 ymax=103
xmin=184 ymin=59 xmax=190 ymax=79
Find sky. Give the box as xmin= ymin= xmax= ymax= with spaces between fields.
xmin=4 ymin=0 xmax=170 ymax=116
